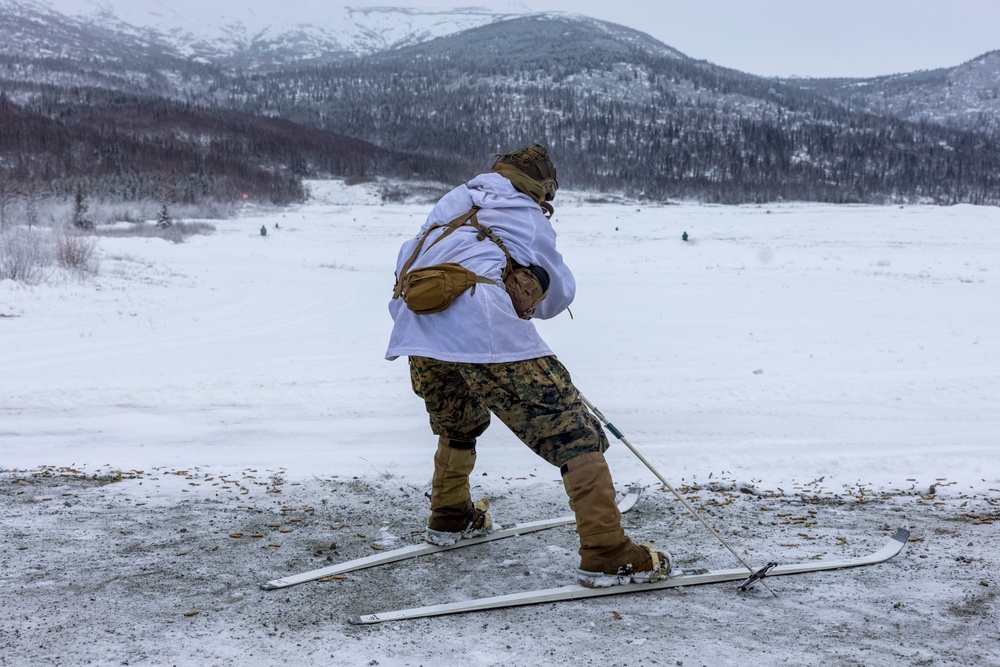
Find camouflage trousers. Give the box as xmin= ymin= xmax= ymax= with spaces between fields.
xmin=408 ymin=355 xmax=609 ymax=468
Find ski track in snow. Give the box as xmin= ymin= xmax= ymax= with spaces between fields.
xmin=2 ymin=181 xmax=998 ymax=665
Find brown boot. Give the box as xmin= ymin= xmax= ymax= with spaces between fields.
xmin=425 ymin=437 xmax=492 ymax=545
xmin=562 ymin=452 xmax=670 ymax=586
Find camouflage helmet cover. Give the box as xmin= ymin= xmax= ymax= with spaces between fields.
xmin=491 ymin=142 xmax=559 ymax=202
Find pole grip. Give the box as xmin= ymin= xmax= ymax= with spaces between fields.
xmin=605 ymin=423 xmax=624 ymax=440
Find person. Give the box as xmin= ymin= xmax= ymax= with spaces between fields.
xmin=385 ymin=143 xmax=669 ymax=585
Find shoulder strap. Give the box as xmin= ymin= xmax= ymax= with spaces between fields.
xmin=464 ymin=210 xmax=515 ymax=281
xmin=392 ymin=207 xmax=481 ymax=299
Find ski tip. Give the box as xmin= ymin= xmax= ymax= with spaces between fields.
xmin=892 ymin=527 xmax=910 ymax=544
xmin=617 ymin=484 xmax=643 ymax=514
xmin=348 ymin=613 xmax=383 ymax=625
xmin=260 ymin=581 xmax=282 ymax=591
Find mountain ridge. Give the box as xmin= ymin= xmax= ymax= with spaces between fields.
xmin=1 ymin=2 xmax=999 ymax=207
xmin=783 ymin=50 xmax=1000 ymax=133
xmin=0 ymin=0 xmax=534 ymax=68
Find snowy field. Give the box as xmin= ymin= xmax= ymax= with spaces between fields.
xmin=2 ymin=180 xmax=998 ymax=666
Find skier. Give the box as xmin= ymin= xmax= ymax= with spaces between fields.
xmin=386 ymin=143 xmax=669 ymax=585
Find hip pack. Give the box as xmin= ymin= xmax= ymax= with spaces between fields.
xmin=392 ymin=206 xmax=547 ymax=319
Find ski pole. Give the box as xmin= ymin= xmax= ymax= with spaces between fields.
xmin=579 ymin=392 xmax=778 ymax=597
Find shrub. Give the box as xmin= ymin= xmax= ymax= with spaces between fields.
xmin=0 ymin=229 xmax=51 ymax=284
xmin=56 ymin=232 xmax=100 ymax=274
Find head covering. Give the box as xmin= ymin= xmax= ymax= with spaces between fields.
xmin=491 ymin=143 xmax=559 ymax=208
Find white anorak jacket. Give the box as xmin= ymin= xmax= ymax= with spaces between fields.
xmin=386 ymin=173 xmax=575 ymax=363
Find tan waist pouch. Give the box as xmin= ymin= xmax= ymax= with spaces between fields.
xmin=398 ymin=263 xmax=495 ymax=315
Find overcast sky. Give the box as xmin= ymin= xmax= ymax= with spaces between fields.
xmin=522 ymin=0 xmax=1000 ymax=78
xmin=48 ymin=0 xmax=1000 ymax=79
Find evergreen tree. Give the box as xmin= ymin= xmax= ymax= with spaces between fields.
xmin=156 ymin=205 xmax=172 ymax=229
xmin=72 ymin=184 xmax=93 ymax=231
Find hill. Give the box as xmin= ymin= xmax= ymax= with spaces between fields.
xmin=2 ymin=3 xmax=1000 ymax=207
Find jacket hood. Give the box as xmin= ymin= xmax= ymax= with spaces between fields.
xmin=465 ymin=173 xmax=538 ymax=210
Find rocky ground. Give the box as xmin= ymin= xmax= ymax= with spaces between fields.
xmin=3 ymin=467 xmax=997 ymax=666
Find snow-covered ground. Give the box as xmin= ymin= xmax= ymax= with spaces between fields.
xmin=2 ymin=181 xmax=998 ymax=666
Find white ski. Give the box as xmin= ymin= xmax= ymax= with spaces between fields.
xmin=260 ymin=484 xmax=643 ymax=590
xmin=348 ymin=527 xmax=910 ymax=624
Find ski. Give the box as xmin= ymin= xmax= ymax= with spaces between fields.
xmin=348 ymin=527 xmax=910 ymax=624
xmin=260 ymin=484 xmax=642 ymax=590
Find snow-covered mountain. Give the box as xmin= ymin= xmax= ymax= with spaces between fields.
xmin=2 ymin=0 xmax=1000 ymax=206
xmin=785 ymin=50 xmax=1000 ymax=133
xmin=1 ymin=0 xmax=535 ymax=67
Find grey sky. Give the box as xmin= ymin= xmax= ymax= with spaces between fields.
xmin=49 ymin=0 xmax=1000 ymax=78
xmin=530 ymin=0 xmax=1000 ymax=78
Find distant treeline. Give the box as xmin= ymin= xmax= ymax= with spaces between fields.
xmin=0 ymin=86 xmax=453 ymax=206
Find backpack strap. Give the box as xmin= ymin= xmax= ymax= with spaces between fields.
xmin=463 ymin=210 xmax=515 ymax=282
xmin=392 ymin=207 xmax=483 ymax=300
